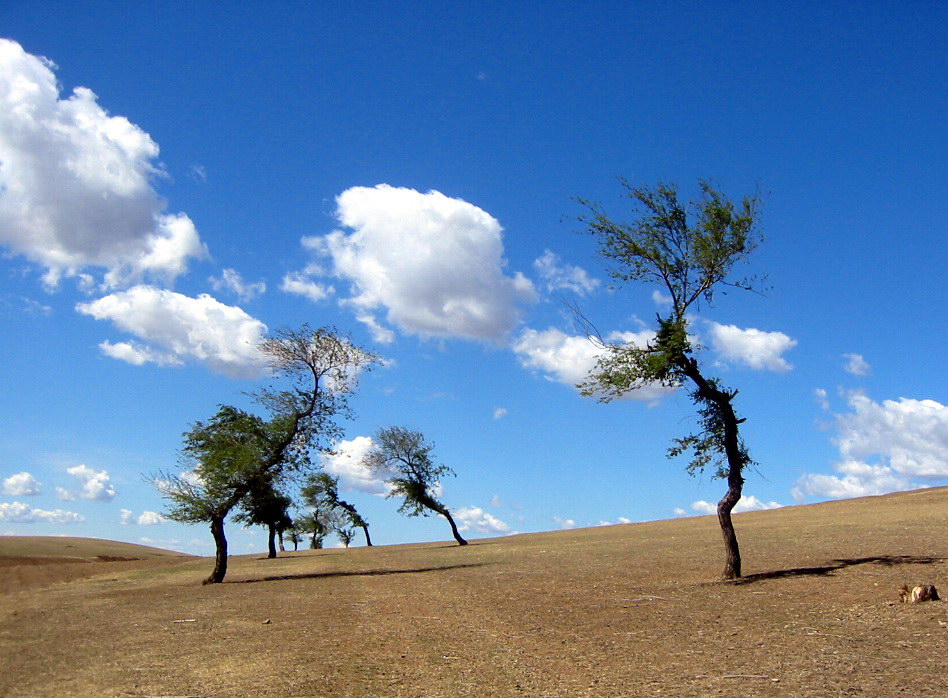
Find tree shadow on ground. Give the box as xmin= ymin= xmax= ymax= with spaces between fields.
xmin=233 ymin=562 xmax=489 ymax=585
xmin=731 ymin=555 xmax=946 ymax=585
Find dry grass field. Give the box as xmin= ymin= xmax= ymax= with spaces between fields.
xmin=2 ymin=488 xmax=947 ymax=697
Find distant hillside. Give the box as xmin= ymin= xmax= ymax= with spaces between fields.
xmin=0 ymin=536 xmax=192 ymax=565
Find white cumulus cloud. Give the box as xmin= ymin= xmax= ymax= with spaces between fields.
xmin=453 ymin=506 xmax=514 ymax=535
xmin=76 ymin=285 xmax=267 ymax=377
xmin=320 ymin=436 xmax=393 ymax=496
xmin=0 ymin=501 xmax=84 ymax=524
xmin=287 ymin=184 xmax=536 ymax=342
xmin=794 ymin=393 xmax=948 ymax=501
xmin=533 ymin=250 xmax=599 ymax=296
xmin=0 ymin=39 xmax=206 ymax=289
xmin=512 ymin=327 xmax=672 ymax=403
xmin=705 ymin=322 xmax=797 ymax=372
xmin=58 ymin=464 xmax=115 ymax=501
xmin=2 ymin=472 xmax=41 ymax=496
xmin=136 ymin=511 xmax=164 ymax=525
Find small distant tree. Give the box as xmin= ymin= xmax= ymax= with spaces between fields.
xmin=284 ymin=526 xmax=302 ymax=551
xmin=302 ymin=472 xmax=373 ymax=546
xmin=577 ymin=180 xmax=764 ymax=579
xmin=296 ymin=510 xmax=331 ymax=549
xmin=153 ymin=326 xmax=378 ymax=584
xmin=364 ymin=426 xmax=467 ymax=546
xmin=334 ymin=523 xmax=356 ymax=548
xmin=232 ymin=477 xmax=293 ymax=559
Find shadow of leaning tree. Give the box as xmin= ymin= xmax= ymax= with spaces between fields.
xmin=151 ymin=326 xmax=379 ymax=584
xmin=576 ymin=180 xmax=765 ymax=580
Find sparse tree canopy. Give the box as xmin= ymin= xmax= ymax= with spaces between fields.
xmin=577 ymin=180 xmax=763 ymax=579
xmin=301 ymin=472 xmax=373 ymax=546
xmin=154 ymin=325 xmax=379 ymax=583
xmin=365 ymin=426 xmax=467 ymax=546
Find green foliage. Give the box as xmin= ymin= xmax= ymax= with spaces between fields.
xmin=577 ymin=180 xmax=763 ymax=478
xmin=157 ymin=406 xmax=275 ymax=524
xmin=301 ymin=472 xmax=368 ymax=529
xmin=576 ymin=180 xmax=762 ymax=313
xmin=364 ymin=426 xmax=454 ymax=518
xmin=154 ymin=326 xmax=379 ymax=522
xmin=233 ymin=476 xmax=293 ymax=532
xmin=667 ymin=381 xmax=753 ymax=479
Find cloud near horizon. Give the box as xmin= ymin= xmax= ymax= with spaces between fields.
xmin=0 ymin=39 xmax=206 ymax=290
xmin=0 ymin=501 xmax=84 ymax=524
xmin=453 ymin=506 xmax=514 ymax=535
xmin=283 ymin=185 xmax=536 ymax=343
xmin=794 ymin=393 xmax=948 ymax=501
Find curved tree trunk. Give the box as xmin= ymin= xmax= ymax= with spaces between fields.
xmin=442 ymin=509 xmax=468 ymax=546
xmin=266 ymin=523 xmax=277 ymax=559
xmin=682 ymin=358 xmax=746 ymax=580
xmin=361 ymin=524 xmax=373 ymax=547
xmin=277 ymin=528 xmax=286 ymax=552
xmin=204 ymin=516 xmax=228 ymax=584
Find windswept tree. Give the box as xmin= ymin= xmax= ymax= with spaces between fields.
xmin=295 ymin=509 xmax=332 ymax=549
xmin=302 ymin=472 xmax=373 ymax=546
xmin=365 ymin=426 xmax=467 ymax=546
xmin=233 ymin=476 xmax=293 ymax=559
xmin=154 ymin=326 xmax=378 ymax=584
xmin=577 ymin=180 xmax=764 ymax=579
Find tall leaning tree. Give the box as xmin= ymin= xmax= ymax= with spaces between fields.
xmin=577 ymin=180 xmax=764 ymax=580
xmin=154 ymin=326 xmax=378 ymax=584
xmin=365 ymin=426 xmax=468 ymax=546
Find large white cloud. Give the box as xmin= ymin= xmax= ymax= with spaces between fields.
xmin=285 ymin=185 xmax=536 ymax=342
xmin=76 ymin=285 xmax=267 ymax=377
xmin=0 ymin=501 xmax=84 ymax=524
xmin=0 ymin=39 xmax=206 ymax=289
xmin=2 ymin=472 xmax=41 ymax=496
xmin=320 ymin=436 xmax=393 ymax=496
xmin=56 ymin=464 xmax=115 ymax=502
xmin=705 ymin=322 xmax=797 ymax=372
xmin=794 ymin=393 xmax=948 ymax=500
xmin=453 ymin=506 xmax=513 ymax=535
xmin=512 ymin=327 xmax=673 ymax=403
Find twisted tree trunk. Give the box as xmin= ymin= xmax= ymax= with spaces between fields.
xmin=681 ymin=358 xmax=746 ymax=580
xmin=204 ymin=516 xmax=228 ymax=585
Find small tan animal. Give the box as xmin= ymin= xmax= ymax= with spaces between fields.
xmin=899 ymin=584 xmax=940 ymax=603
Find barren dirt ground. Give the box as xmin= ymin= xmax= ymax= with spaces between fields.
xmin=2 ymin=488 xmax=947 ymax=697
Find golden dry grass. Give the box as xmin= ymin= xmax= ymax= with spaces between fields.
xmin=2 ymin=488 xmax=947 ymax=696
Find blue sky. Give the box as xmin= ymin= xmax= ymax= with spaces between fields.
xmin=1 ymin=2 xmax=945 ymax=555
